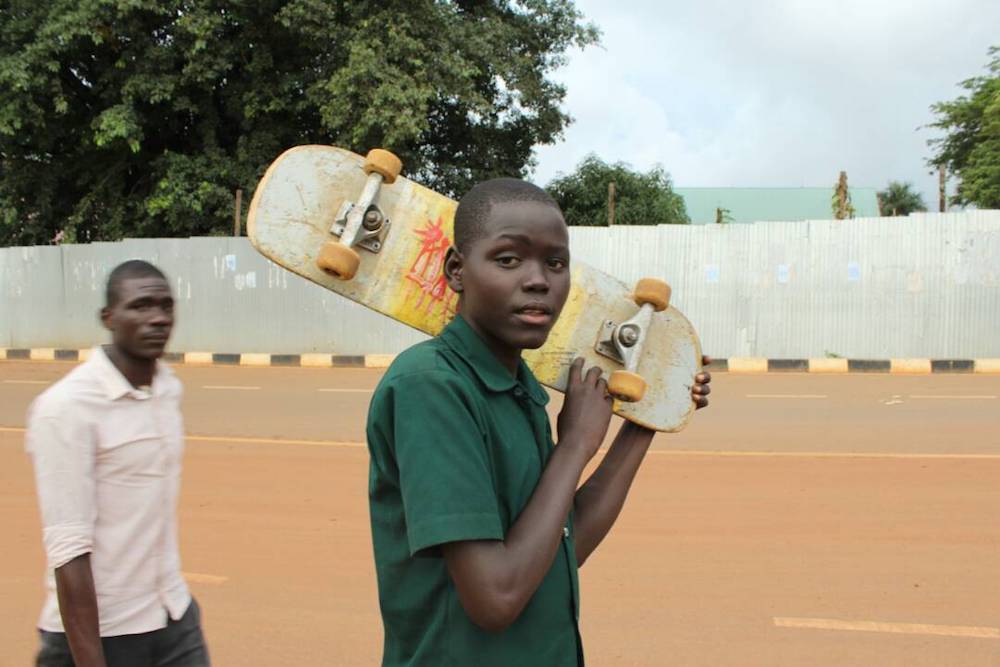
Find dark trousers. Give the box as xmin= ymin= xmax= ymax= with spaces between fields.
xmin=36 ymin=598 xmax=210 ymax=667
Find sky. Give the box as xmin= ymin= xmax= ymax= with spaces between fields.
xmin=530 ymin=0 xmax=1000 ymax=208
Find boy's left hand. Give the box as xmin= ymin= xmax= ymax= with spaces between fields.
xmin=692 ymin=356 xmax=712 ymax=409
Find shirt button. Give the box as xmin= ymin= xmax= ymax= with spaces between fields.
xmin=562 ymin=527 xmax=570 ymax=539
xmin=513 ymin=387 xmax=524 ymax=398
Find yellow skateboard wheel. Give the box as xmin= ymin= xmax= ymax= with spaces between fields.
xmin=608 ymin=370 xmax=647 ymax=402
xmin=363 ymin=149 xmax=402 ymax=185
xmin=633 ymin=278 xmax=671 ymax=312
xmin=316 ymin=241 xmax=361 ymax=281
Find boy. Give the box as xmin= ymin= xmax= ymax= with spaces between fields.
xmin=367 ymin=179 xmax=710 ymax=665
xmin=26 ymin=260 xmax=210 ymax=666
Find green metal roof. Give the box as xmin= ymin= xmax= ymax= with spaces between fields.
xmin=675 ymin=187 xmax=881 ymax=224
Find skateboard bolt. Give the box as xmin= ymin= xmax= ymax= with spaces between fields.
xmin=618 ymin=324 xmax=640 ymax=347
xmin=363 ymin=209 xmax=382 ymax=230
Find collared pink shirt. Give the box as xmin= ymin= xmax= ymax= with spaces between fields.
xmin=26 ymin=346 xmax=191 ymax=636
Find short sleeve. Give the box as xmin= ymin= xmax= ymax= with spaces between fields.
xmin=25 ymin=405 xmax=97 ymax=570
xmin=389 ymin=370 xmax=504 ymax=555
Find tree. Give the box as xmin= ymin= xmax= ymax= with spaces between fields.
xmin=877 ymin=181 xmax=927 ymax=217
xmin=0 ymin=0 xmax=598 ymax=245
xmin=927 ymin=46 xmax=1000 ymax=209
xmin=545 ymin=155 xmax=688 ymax=226
xmin=831 ymin=170 xmax=855 ymax=220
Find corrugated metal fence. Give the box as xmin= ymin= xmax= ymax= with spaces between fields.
xmin=2 ymin=211 xmax=998 ymax=358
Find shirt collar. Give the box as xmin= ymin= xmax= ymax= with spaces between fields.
xmin=440 ymin=316 xmax=550 ymax=406
xmin=91 ymin=346 xmax=168 ymax=401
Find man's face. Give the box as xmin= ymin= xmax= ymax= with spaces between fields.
xmin=101 ymin=276 xmax=174 ymax=360
xmin=446 ymin=200 xmax=571 ymax=364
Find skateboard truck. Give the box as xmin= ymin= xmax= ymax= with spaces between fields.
xmin=330 ymin=202 xmax=391 ymax=255
xmin=316 ymin=149 xmax=402 ymax=280
xmin=595 ymin=278 xmax=672 ymax=402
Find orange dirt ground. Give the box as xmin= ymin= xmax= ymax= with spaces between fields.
xmin=2 ymin=363 xmax=998 ymax=666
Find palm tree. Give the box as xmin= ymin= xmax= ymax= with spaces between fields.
xmin=877 ymin=181 xmax=927 ymax=217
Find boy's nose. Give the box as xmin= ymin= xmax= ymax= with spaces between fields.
xmin=522 ymin=262 xmax=549 ymax=292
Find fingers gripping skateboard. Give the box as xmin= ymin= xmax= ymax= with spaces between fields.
xmin=315 ymin=148 xmax=402 ymax=281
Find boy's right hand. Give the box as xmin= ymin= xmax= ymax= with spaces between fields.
xmin=557 ymin=358 xmax=614 ymax=459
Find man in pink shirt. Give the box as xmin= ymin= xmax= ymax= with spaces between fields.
xmin=26 ymin=260 xmax=209 ymax=666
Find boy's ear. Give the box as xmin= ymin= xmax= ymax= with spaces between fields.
xmin=443 ymin=247 xmax=464 ymax=293
xmin=99 ymin=307 xmax=113 ymax=332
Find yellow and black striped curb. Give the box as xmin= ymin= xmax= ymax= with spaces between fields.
xmin=2 ymin=349 xmax=999 ymax=374
xmin=0 ymin=349 xmax=396 ymax=369
xmin=714 ymin=358 xmax=1000 ymax=374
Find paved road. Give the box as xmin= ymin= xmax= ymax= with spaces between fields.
xmin=2 ymin=361 xmax=998 ymax=454
xmin=2 ymin=361 xmax=998 ymax=665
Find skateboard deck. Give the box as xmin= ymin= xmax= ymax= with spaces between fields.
xmin=247 ymin=145 xmax=702 ymax=432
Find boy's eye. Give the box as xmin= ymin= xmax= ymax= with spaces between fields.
xmin=495 ymin=256 xmax=522 ymax=268
xmin=547 ymin=257 xmax=568 ymax=270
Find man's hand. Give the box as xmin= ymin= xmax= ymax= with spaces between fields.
xmin=55 ymin=554 xmax=107 ymax=667
xmin=692 ymin=355 xmax=713 ymax=409
xmin=557 ymin=358 xmax=614 ymax=458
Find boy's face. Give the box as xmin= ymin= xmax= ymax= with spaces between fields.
xmin=446 ymin=199 xmax=571 ymax=366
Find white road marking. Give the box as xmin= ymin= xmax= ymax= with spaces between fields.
xmin=2 ymin=380 xmax=49 ymax=385
xmin=317 ymin=388 xmax=373 ymax=393
xmin=202 ymin=385 xmax=260 ymax=391
xmin=183 ymin=572 xmax=228 ymax=585
xmin=746 ymin=394 xmax=827 ymax=399
xmin=186 ymin=434 xmax=366 ymax=448
xmin=774 ymin=616 xmax=1000 ymax=639
xmin=910 ymin=395 xmax=997 ymax=400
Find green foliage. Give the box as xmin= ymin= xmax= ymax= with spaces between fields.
xmin=928 ymin=46 xmax=1000 ymax=209
xmin=0 ymin=0 xmax=598 ymax=245
xmin=877 ymin=181 xmax=927 ymax=217
xmin=545 ymin=155 xmax=688 ymax=226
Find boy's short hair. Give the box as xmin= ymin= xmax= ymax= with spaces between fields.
xmin=453 ymin=178 xmax=562 ymax=252
xmin=105 ymin=260 xmax=167 ymax=307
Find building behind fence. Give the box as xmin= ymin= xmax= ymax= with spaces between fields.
xmin=1 ymin=211 xmax=998 ymax=358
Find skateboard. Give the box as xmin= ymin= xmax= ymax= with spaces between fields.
xmin=247 ymin=145 xmax=702 ymax=432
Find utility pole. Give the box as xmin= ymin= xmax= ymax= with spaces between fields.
xmin=233 ymin=189 xmax=243 ymax=236
xmin=938 ymin=166 xmax=946 ymax=213
xmin=607 ymin=181 xmax=616 ymax=226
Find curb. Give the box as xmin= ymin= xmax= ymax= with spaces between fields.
xmin=709 ymin=357 xmax=995 ymax=374
xmin=2 ymin=349 xmax=999 ymax=374
xmin=0 ymin=349 xmax=397 ymax=369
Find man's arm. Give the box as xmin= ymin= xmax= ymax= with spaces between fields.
xmin=26 ymin=408 xmax=102 ymax=661
xmin=55 ymin=554 xmax=107 ymax=667
xmin=572 ymin=361 xmax=713 ymax=565
xmin=441 ymin=360 xmax=613 ymax=632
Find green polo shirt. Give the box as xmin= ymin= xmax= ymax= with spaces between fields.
xmin=366 ymin=315 xmax=582 ymax=667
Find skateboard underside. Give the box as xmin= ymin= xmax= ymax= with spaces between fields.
xmin=247 ymin=145 xmax=701 ymax=432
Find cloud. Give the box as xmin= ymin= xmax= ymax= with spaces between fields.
xmin=533 ymin=0 xmax=1000 ymax=207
